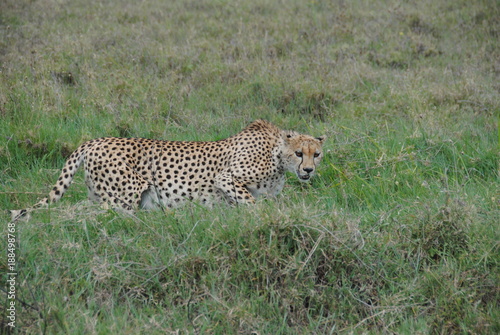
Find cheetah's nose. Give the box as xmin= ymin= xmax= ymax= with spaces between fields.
xmin=303 ymin=167 xmax=313 ymax=174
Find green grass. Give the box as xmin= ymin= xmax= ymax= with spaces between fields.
xmin=1 ymin=0 xmax=499 ymax=333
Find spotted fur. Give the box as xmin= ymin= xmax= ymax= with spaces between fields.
xmin=11 ymin=120 xmax=325 ymax=219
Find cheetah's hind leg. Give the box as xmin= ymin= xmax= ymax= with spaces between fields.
xmin=82 ymin=156 xmax=152 ymax=212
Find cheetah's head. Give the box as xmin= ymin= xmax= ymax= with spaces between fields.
xmin=282 ymin=131 xmax=326 ymax=182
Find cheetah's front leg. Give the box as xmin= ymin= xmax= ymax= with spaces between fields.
xmin=214 ymin=170 xmax=255 ymax=205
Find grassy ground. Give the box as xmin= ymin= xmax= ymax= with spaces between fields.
xmin=1 ymin=0 xmax=498 ymax=333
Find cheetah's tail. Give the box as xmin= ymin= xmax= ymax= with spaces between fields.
xmin=9 ymin=143 xmax=88 ymax=222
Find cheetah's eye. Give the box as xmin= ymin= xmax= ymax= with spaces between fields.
xmin=295 ymin=151 xmax=303 ymax=158
xmin=314 ymin=152 xmax=320 ymax=158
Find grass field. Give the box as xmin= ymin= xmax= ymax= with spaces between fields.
xmin=1 ymin=0 xmax=499 ymax=333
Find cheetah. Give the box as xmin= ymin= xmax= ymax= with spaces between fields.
xmin=11 ymin=119 xmax=325 ymax=219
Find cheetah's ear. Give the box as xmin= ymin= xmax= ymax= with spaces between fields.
xmin=316 ymin=135 xmax=327 ymax=143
